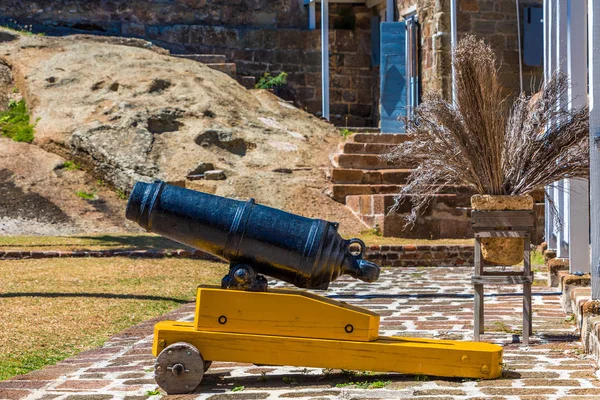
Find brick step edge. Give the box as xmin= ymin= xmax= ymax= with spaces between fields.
xmin=0 ymin=245 xmax=475 ymax=268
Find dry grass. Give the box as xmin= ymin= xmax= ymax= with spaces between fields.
xmin=386 ymin=35 xmax=589 ymax=224
xmin=0 ymin=257 xmax=227 ymax=380
xmin=0 ymin=234 xmax=185 ymax=251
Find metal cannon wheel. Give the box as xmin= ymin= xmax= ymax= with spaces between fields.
xmin=154 ymin=342 xmax=205 ymax=394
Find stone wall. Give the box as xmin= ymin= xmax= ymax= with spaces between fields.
xmin=457 ymin=0 xmax=543 ymax=96
xmin=0 ymin=1 xmax=377 ymax=127
xmin=394 ymin=0 xmax=543 ymax=99
xmin=396 ymin=0 xmax=453 ymax=99
xmin=0 ymin=0 xmax=309 ymax=30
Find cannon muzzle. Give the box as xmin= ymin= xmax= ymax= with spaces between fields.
xmin=126 ymin=180 xmax=380 ymax=290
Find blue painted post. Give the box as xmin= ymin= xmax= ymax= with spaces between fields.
xmin=545 ymin=0 xmax=557 ymax=251
xmin=321 ymin=0 xmax=330 ymax=120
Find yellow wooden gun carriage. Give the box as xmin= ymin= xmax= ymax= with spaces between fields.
xmin=127 ymin=181 xmax=503 ymax=394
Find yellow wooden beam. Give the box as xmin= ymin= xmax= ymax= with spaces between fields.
xmin=194 ymin=286 xmax=380 ymax=342
xmin=153 ymin=321 xmax=503 ymax=380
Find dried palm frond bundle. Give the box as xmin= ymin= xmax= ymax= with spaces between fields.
xmin=385 ymin=35 xmax=589 ymax=225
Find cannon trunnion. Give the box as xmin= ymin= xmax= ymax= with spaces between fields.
xmin=125 ymin=181 xmax=503 ymax=394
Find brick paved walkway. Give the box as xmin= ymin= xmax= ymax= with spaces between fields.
xmin=2 ymin=267 xmax=598 ymax=400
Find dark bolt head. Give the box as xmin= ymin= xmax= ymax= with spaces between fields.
xmin=233 ymin=267 xmax=250 ymax=284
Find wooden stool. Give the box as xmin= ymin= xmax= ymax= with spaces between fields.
xmin=471 ymin=210 xmax=535 ymax=345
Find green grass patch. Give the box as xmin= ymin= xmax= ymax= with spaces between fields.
xmin=0 ymin=99 xmax=36 ymax=143
xmin=531 ymin=249 xmax=544 ymax=265
xmin=75 ymin=190 xmax=96 ymax=200
xmin=0 ymin=25 xmax=45 ymax=36
xmin=336 ymin=380 xmax=391 ymax=389
xmin=63 ymin=160 xmax=81 ymax=171
xmin=115 ymin=189 xmax=127 ymax=200
xmin=340 ymin=128 xmax=353 ymax=139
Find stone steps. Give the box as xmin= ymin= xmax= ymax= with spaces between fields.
xmin=351 ymin=133 xmax=412 ymax=144
xmin=332 ymin=153 xmax=415 ymax=170
xmin=206 ymin=62 xmax=237 ymax=77
xmin=346 ymin=194 xmax=473 ymax=239
xmin=332 ymin=184 xmax=473 ymax=203
xmin=331 ymin=168 xmax=412 ymax=185
xmin=172 ymin=53 xmax=240 ymax=79
xmin=331 ymin=184 xmax=404 ymax=203
xmin=328 ymin=133 xmax=476 ymax=238
xmin=338 ymin=142 xmax=398 ymax=154
xmin=329 ymin=133 xmax=546 ymax=240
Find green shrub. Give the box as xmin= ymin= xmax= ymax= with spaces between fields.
xmin=255 ymin=72 xmax=288 ymax=90
xmin=76 ymin=190 xmax=96 ymax=200
xmin=0 ymin=99 xmax=35 ymax=143
xmin=340 ymin=128 xmax=352 ymax=139
xmin=63 ymin=161 xmax=81 ymax=171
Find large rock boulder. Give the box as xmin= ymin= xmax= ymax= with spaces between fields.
xmin=0 ymin=32 xmax=362 ymax=235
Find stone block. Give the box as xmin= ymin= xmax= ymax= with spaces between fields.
xmin=330 ymin=103 xmax=349 ymax=117
xmin=252 ymin=12 xmax=276 ymax=27
xmin=331 ymin=168 xmax=364 ymax=183
xmin=479 ymin=1 xmax=495 ymax=12
xmin=543 ymin=249 xmax=557 ymax=263
xmin=473 ymin=20 xmax=496 ymax=34
xmin=344 ymin=53 xmax=371 ymax=68
xmin=496 ymin=20 xmax=518 ymax=35
xmin=457 ymin=12 xmax=472 ymax=33
xmin=459 ymin=0 xmax=479 ymax=12
xmin=355 ymin=13 xmax=371 ymax=30
xmin=495 ymin=0 xmax=518 ymax=14
xmin=330 ymin=88 xmax=343 ymax=103
xmin=122 ymin=23 xmax=145 ymax=37
xmin=333 ymin=30 xmax=359 ymax=53
xmin=239 ymin=29 xmax=265 ymax=49
xmin=277 ymin=29 xmax=304 ymax=50
xmin=161 ymin=24 xmax=190 ymax=44
xmin=342 ymin=90 xmax=357 ymax=103
xmin=254 ymin=49 xmax=277 ymax=63
xmin=349 ymin=103 xmax=372 ymax=118
xmin=331 ymin=74 xmax=351 ymax=89
xmin=547 ymin=258 xmax=569 ymax=287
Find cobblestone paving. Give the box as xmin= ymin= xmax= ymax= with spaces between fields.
xmin=3 ymin=267 xmax=599 ymax=400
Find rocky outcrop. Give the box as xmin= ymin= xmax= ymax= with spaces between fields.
xmin=0 ymin=31 xmax=363 ymax=235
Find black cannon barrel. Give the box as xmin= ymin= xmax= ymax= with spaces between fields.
xmin=126 ymin=180 xmax=380 ymax=290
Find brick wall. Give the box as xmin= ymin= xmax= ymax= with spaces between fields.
xmin=0 ymin=1 xmax=377 ymax=127
xmin=0 ymin=244 xmax=476 ymax=268
xmin=366 ymin=244 xmax=474 ymax=267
